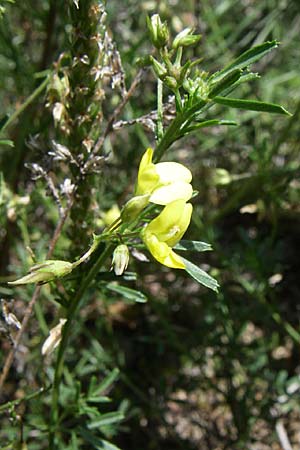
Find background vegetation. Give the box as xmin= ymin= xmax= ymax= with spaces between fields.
xmin=0 ymin=0 xmax=300 ymax=449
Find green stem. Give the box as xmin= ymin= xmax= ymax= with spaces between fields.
xmin=174 ymin=89 xmax=182 ymax=112
xmin=154 ymin=114 xmax=183 ymax=162
xmin=49 ymin=243 xmax=114 ymax=448
xmin=154 ymin=99 xmax=208 ymax=162
xmin=0 ymin=76 xmax=49 ymax=135
xmin=174 ymin=46 xmax=183 ymax=67
xmin=71 ymin=236 xmax=102 ymax=268
xmin=156 ymin=79 xmax=164 ymax=143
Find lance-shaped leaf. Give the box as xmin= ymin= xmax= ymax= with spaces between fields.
xmin=211 ymin=40 xmax=279 ymax=83
xmin=213 ymin=96 xmax=291 ymax=115
xmin=174 ymin=240 xmax=212 ymax=252
xmin=106 ymin=283 xmax=147 ymax=303
xmin=181 ymin=256 xmax=219 ymax=292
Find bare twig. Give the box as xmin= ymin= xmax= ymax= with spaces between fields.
xmin=113 ymin=97 xmax=175 ymax=132
xmin=0 ymin=198 xmax=74 ymax=397
xmin=89 ymin=68 xmax=145 ymax=159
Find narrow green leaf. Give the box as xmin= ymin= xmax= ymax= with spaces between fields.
xmin=214 ymin=96 xmax=291 ymax=115
xmin=183 ymin=119 xmax=237 ymax=134
xmin=230 ymin=72 xmax=260 ymax=86
xmin=209 ymin=69 xmax=242 ymax=98
xmin=79 ymin=428 xmax=122 ymax=450
xmin=91 ymin=368 xmax=119 ymax=397
xmin=181 ymin=257 xmax=219 ymax=292
xmin=71 ymin=432 xmax=79 ymax=449
xmin=174 ymin=240 xmax=213 ymax=252
xmin=95 ymin=439 xmax=122 ymax=450
xmin=216 ymin=72 xmax=260 ymax=99
xmin=0 ymin=139 xmax=14 ymax=147
xmin=87 ymin=396 xmax=111 ymax=404
xmin=88 ymin=411 xmax=125 ymax=429
xmin=106 ymin=283 xmax=147 ymax=303
xmin=211 ymin=40 xmax=279 ymax=83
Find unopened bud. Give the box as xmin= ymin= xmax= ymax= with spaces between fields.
xmin=172 ymin=28 xmax=201 ymax=49
xmin=121 ymin=194 xmax=150 ymax=223
xmin=164 ymin=76 xmax=178 ymax=91
xmin=8 ymin=260 xmax=73 ymax=285
xmin=52 ymin=102 xmax=66 ymax=125
xmin=135 ymin=55 xmax=152 ymax=68
xmin=112 ymin=245 xmax=129 ymax=276
xmin=42 ymin=318 xmax=67 ymax=355
xmin=212 ymin=168 xmax=232 ymax=186
xmin=150 ymin=56 xmax=167 ymax=79
xmin=147 ymin=14 xmax=169 ymax=49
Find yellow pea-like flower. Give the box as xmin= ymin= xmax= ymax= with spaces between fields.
xmin=135 ymin=148 xmax=193 ymax=205
xmin=142 ymin=199 xmax=193 ymax=269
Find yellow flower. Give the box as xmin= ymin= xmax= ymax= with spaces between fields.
xmin=135 ymin=148 xmax=193 ymax=205
xmin=142 ymin=199 xmax=193 ymax=269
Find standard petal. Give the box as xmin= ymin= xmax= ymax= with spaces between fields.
xmin=135 ymin=148 xmax=160 ymax=196
xmin=149 ymin=181 xmax=193 ymax=205
xmin=155 ymin=162 xmax=192 ymax=183
xmin=139 ymin=147 xmax=154 ymax=172
xmin=136 ymin=165 xmax=159 ymax=195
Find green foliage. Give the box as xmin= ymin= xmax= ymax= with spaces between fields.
xmin=1 ymin=0 xmax=299 ymax=449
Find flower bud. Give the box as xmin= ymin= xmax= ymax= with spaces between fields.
xmin=172 ymin=28 xmax=201 ymax=49
xmin=135 ymin=55 xmax=152 ymax=68
xmin=164 ymin=76 xmax=178 ymax=91
xmin=147 ymin=14 xmax=169 ymax=49
xmin=121 ymin=194 xmax=150 ymax=223
xmin=8 ymin=260 xmax=73 ymax=285
xmin=150 ymin=56 xmax=167 ymax=80
xmin=52 ymin=102 xmax=66 ymax=126
xmin=42 ymin=318 xmax=67 ymax=356
xmin=212 ymin=168 xmax=232 ymax=186
xmin=112 ymin=245 xmax=129 ymax=276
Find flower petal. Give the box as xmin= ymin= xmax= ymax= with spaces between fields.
xmin=140 ymin=148 xmax=154 ymax=170
xmin=155 ymin=162 xmax=192 ymax=183
xmin=149 ymin=181 xmax=193 ymax=205
xmin=163 ymin=249 xmax=186 ymax=269
xmin=135 ymin=148 xmax=160 ymax=196
xmin=146 ymin=200 xmax=188 ymax=237
xmin=143 ymin=231 xmax=185 ymax=269
xmin=165 ymin=202 xmax=193 ymax=247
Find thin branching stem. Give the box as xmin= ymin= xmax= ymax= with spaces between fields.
xmin=0 ymin=198 xmax=73 ymax=396
xmin=49 ymin=243 xmax=114 ymax=447
xmin=0 ymin=76 xmax=49 ymax=135
xmin=156 ymin=79 xmax=164 ymax=142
